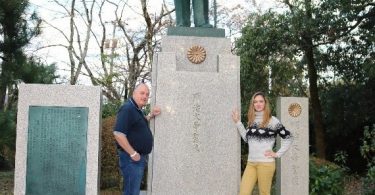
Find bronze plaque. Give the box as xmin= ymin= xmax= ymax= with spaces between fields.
xmin=26 ymin=106 xmax=88 ymax=195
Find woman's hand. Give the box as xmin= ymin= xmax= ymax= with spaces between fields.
xmin=264 ymin=150 xmax=278 ymax=158
xmin=231 ymin=109 xmax=240 ymax=123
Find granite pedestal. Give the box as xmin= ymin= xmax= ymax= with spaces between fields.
xmin=276 ymin=97 xmax=309 ymax=195
xmin=147 ymin=34 xmax=241 ymax=195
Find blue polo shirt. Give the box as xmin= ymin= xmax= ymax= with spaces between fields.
xmin=114 ymin=98 xmax=153 ymax=154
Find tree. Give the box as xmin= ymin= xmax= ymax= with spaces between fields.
xmin=235 ymin=11 xmax=306 ymax=114
xmin=0 ymin=56 xmax=58 ymax=169
xmin=0 ymin=0 xmax=41 ymax=110
xmin=95 ymin=0 xmax=173 ymax=100
xmin=39 ymin=0 xmax=97 ymax=85
xmin=317 ymin=2 xmax=374 ymax=170
xmin=283 ymin=0 xmax=373 ymax=158
xmin=0 ymin=0 xmax=59 ymax=168
xmin=236 ymin=0 xmax=374 ymax=159
xmin=36 ymin=0 xmax=174 ymax=100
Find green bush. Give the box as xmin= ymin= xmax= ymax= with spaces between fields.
xmin=309 ymin=157 xmax=346 ymax=195
xmin=0 ymin=110 xmax=16 ymax=170
xmin=102 ymin=100 xmax=122 ymax=118
xmin=100 ymin=116 xmax=122 ymax=190
xmin=360 ymin=125 xmax=375 ymax=195
xmin=363 ymin=166 xmax=375 ymax=195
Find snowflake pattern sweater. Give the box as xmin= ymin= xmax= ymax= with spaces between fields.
xmin=235 ymin=111 xmax=293 ymax=162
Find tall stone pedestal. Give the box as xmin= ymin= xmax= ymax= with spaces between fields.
xmin=147 ymin=34 xmax=241 ymax=194
xmin=276 ymin=97 xmax=309 ymax=195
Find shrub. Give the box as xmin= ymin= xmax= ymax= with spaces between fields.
xmin=363 ymin=166 xmax=375 ymax=195
xmin=102 ymin=100 xmax=122 ymax=118
xmin=100 ymin=116 xmax=122 ymax=190
xmin=309 ymin=157 xmax=346 ymax=195
xmin=0 ymin=110 xmax=16 ymax=170
xmin=360 ymin=125 xmax=375 ymax=195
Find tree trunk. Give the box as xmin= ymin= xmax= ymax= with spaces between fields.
xmin=303 ymin=0 xmax=326 ymax=159
xmin=304 ymin=43 xmax=326 ymax=159
xmin=68 ymin=0 xmax=76 ymax=85
xmin=0 ymin=81 xmax=6 ymax=111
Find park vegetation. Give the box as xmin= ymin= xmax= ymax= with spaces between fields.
xmin=0 ymin=0 xmax=374 ymax=194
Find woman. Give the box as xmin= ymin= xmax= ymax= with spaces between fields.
xmin=232 ymin=92 xmax=293 ymax=195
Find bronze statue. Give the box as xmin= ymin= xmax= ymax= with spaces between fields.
xmin=174 ymin=0 xmax=213 ymax=28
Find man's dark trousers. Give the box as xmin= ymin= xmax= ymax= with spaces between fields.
xmin=119 ymin=151 xmax=148 ymax=195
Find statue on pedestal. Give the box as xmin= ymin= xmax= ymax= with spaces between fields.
xmin=174 ymin=0 xmax=213 ymax=28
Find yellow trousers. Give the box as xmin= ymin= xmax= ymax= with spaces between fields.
xmin=239 ymin=161 xmax=276 ymax=195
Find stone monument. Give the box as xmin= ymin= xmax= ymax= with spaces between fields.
xmin=276 ymin=97 xmax=309 ymax=195
xmin=147 ymin=26 xmax=240 ymax=194
xmin=14 ymin=84 xmax=102 ymax=195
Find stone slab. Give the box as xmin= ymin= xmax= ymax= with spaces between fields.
xmin=14 ymin=84 xmax=102 ymax=195
xmin=148 ymin=35 xmax=241 ymax=195
xmin=276 ymin=97 xmax=309 ymax=195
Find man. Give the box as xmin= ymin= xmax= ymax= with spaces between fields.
xmin=174 ymin=0 xmax=212 ymax=27
xmin=113 ymin=83 xmax=161 ymax=195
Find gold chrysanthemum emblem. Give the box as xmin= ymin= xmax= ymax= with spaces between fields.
xmin=288 ymin=103 xmax=302 ymax=117
xmin=187 ymin=45 xmax=206 ymax=64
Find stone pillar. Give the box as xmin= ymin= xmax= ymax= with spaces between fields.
xmin=276 ymin=97 xmax=309 ymax=195
xmin=14 ymin=84 xmax=102 ymax=195
xmin=147 ymin=33 xmax=241 ymax=195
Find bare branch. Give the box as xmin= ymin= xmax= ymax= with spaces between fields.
xmin=53 ymin=0 xmax=71 ymax=15
xmin=33 ymin=44 xmax=69 ymax=52
xmin=42 ymin=19 xmax=70 ymax=42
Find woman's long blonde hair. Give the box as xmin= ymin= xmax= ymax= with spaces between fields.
xmin=247 ymin=92 xmax=272 ymax=128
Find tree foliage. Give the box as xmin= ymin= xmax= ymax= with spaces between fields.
xmin=0 ymin=110 xmax=15 ymax=170
xmin=360 ymin=125 xmax=375 ymax=194
xmin=235 ymin=11 xmax=306 ymax=120
xmin=236 ymin=0 xmax=374 ymax=160
xmin=0 ymin=0 xmax=59 ymax=168
xmin=0 ymin=0 xmax=41 ymax=110
xmin=320 ymin=82 xmax=375 ymax=171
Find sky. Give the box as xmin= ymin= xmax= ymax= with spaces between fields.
xmin=27 ymin=0 xmax=278 ymax=84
